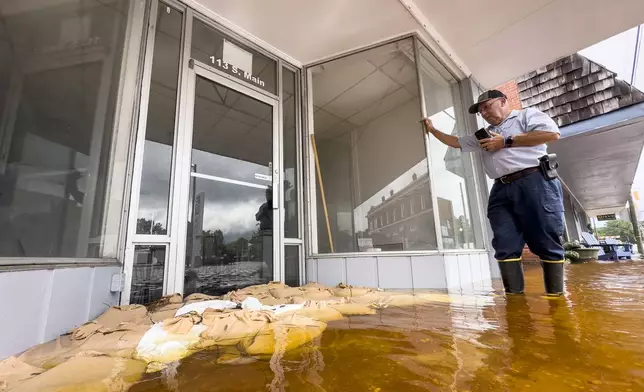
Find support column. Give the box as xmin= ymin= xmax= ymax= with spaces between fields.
xmin=628 ymin=194 xmax=643 ymax=255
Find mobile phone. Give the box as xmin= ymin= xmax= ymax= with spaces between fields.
xmin=474 ymin=128 xmax=492 ymax=140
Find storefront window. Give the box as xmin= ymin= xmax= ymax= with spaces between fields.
xmin=418 ymin=45 xmax=483 ymax=249
xmin=283 ymin=67 xmax=299 ymax=238
xmin=310 ymin=38 xmax=437 ymax=253
xmin=136 ymin=2 xmax=183 ymax=235
xmin=130 ymin=245 xmax=166 ymax=304
xmin=0 ymin=0 xmax=130 ymax=257
xmin=285 ymin=245 xmax=300 ymax=287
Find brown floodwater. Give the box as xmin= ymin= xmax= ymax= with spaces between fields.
xmin=130 ymin=261 xmax=644 ymax=392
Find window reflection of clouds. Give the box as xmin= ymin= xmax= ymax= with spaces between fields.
xmin=201 ymin=199 xmax=262 ymax=240
xmin=139 ymin=145 xmax=268 ymax=240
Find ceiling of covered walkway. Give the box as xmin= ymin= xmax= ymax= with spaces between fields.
xmin=549 ymin=104 xmax=644 ymax=216
xmin=189 ymin=0 xmax=644 ymax=86
xmin=185 ymin=0 xmax=644 ymax=216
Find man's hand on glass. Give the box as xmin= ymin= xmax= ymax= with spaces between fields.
xmin=479 ymin=131 xmax=505 ymax=152
xmin=422 ymin=117 xmax=437 ymax=134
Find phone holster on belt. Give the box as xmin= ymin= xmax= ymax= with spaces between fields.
xmin=539 ymin=154 xmax=559 ymax=180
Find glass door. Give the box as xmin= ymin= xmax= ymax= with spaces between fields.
xmin=174 ymin=64 xmax=281 ymax=296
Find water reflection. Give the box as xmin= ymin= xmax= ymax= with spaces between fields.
xmin=131 ymin=262 xmax=644 ymax=391
xmin=182 ymin=75 xmax=275 ymax=297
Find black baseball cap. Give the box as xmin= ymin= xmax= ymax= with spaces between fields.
xmin=468 ymin=90 xmax=507 ymax=114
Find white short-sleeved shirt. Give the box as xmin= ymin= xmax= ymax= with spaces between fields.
xmin=458 ymin=108 xmax=560 ymax=179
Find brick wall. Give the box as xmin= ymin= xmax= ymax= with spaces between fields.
xmin=495 ymin=80 xmax=522 ymax=110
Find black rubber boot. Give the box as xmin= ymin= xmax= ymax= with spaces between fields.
xmin=542 ymin=261 xmax=564 ymax=296
xmin=498 ymin=262 xmax=525 ymax=294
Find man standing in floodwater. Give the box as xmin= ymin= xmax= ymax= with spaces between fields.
xmin=422 ymin=89 xmax=565 ymax=296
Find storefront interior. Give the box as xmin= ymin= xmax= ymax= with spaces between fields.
xmin=0 ymin=0 xmax=489 ymax=308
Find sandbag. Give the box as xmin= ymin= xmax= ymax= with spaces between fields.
xmin=0 ymin=357 xmax=43 ymax=391
xmin=199 ymin=309 xmax=275 ymax=347
xmin=254 ymin=295 xmax=286 ymax=306
xmin=7 ymin=353 xmax=146 ymax=392
xmin=135 ymin=322 xmax=207 ymax=364
xmin=19 ymin=306 xmax=152 ymax=369
xmin=301 ymin=282 xmax=329 ymax=291
xmin=147 ymin=294 xmax=183 ymax=323
xmin=299 ymin=283 xmax=335 ymax=300
xmin=348 ymin=291 xmax=389 ymax=305
xmin=223 ymin=282 xmax=286 ymax=302
xmin=149 ymin=308 xmax=181 ymax=323
xmin=174 ymin=299 xmax=238 ymax=317
xmin=332 ymin=286 xmax=373 ymax=298
xmin=162 ymin=313 xmax=203 ymax=335
xmin=281 ymin=305 xmax=345 ymax=322
xmin=288 ymin=296 xmax=309 ymax=304
xmin=223 ymin=291 xmax=250 ymax=303
xmin=72 ymin=323 xmax=148 ymax=357
xmin=299 ymin=290 xmax=334 ymax=301
xmin=94 ymin=305 xmax=150 ymax=328
xmin=241 ymin=297 xmax=304 ymax=315
xmin=412 ymin=292 xmax=456 ymax=304
xmin=245 ymin=314 xmax=326 ymax=356
xmin=269 ymin=287 xmax=304 ymax=299
xmin=147 ymin=293 xmax=182 ymax=311
xmin=329 ymin=302 xmax=377 ymax=316
xmin=72 ymin=322 xmax=109 ymax=341
xmin=256 ymin=281 xmax=287 ymax=291
xmin=184 ymin=293 xmax=218 ymax=305
xmin=18 ymin=335 xmax=76 ymax=369
xmin=22 ymin=322 xmax=149 ymax=370
xmin=224 ymin=291 xmax=275 ymax=305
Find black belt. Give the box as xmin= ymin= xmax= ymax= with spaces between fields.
xmin=495 ymin=167 xmax=540 ymax=184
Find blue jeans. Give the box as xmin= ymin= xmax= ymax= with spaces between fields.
xmin=488 ymin=171 xmax=565 ymax=262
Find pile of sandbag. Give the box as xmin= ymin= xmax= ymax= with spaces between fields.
xmin=223 ymin=282 xmax=376 ymax=304
xmin=15 ymin=305 xmax=151 ymax=370
xmin=135 ymin=303 xmax=326 ymax=366
xmin=0 ymin=353 xmax=146 ymax=392
xmin=1 ymin=282 xmax=459 ymax=391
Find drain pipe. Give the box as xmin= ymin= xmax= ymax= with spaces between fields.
xmin=630 ymin=24 xmax=642 ymax=92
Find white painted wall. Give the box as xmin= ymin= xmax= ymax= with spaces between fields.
xmin=307 ymin=252 xmax=492 ymax=292
xmin=0 ymin=265 xmax=121 ymax=359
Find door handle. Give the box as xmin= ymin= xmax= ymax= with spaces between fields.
xmin=269 ymin=162 xmax=279 ymax=210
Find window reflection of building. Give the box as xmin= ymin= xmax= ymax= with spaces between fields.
xmin=365 ymin=172 xmax=471 ymax=251
xmin=312 ymin=39 xmax=440 ymax=253
xmin=366 ymin=172 xmax=435 ymax=251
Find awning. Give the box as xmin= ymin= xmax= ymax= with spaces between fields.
xmin=549 ymin=102 xmax=644 ymax=216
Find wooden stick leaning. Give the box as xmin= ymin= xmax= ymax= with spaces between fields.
xmin=310 ymin=134 xmax=335 ymax=253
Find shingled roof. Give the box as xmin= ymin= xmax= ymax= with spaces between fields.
xmin=516 ymin=53 xmax=644 ymax=127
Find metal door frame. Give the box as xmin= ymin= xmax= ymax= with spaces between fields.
xmin=170 ymin=61 xmax=283 ymax=295
xmin=122 ymin=0 xmax=186 ymax=305
xmin=122 ymin=0 xmax=302 ymax=305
